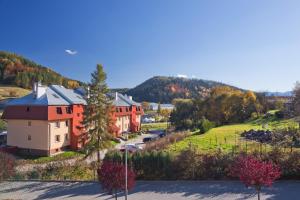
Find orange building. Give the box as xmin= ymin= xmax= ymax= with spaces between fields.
xmin=2 ymin=83 xmax=143 ymax=156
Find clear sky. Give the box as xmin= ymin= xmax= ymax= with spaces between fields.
xmin=1 ymin=0 xmax=300 ymax=92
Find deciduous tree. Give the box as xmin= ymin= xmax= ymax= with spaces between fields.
xmin=230 ymin=156 xmax=281 ymax=200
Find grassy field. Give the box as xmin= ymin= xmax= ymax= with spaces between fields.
xmin=0 ymin=85 xmax=30 ymax=100
xmin=141 ymin=122 xmax=168 ymax=131
xmin=168 ymin=116 xmax=299 ymax=153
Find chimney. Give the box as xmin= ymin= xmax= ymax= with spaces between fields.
xmin=33 ymin=82 xmax=38 ymax=98
xmin=129 ymin=96 xmax=132 ymax=101
xmin=115 ymin=92 xmax=118 ymax=100
xmin=34 ymin=81 xmax=46 ymax=99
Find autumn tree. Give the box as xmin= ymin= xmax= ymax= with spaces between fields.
xmin=291 ymin=82 xmax=300 ymax=117
xmin=230 ymin=156 xmax=281 ymax=200
xmin=141 ymin=101 xmax=150 ymax=111
xmin=0 ymin=152 xmax=15 ymax=182
xmin=83 ymin=64 xmax=113 ymax=165
xmin=98 ymin=161 xmax=136 ymax=200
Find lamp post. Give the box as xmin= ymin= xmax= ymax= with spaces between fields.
xmin=125 ymin=132 xmax=128 ymax=200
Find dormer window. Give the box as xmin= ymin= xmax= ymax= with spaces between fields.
xmin=56 ymin=107 xmax=62 ymax=114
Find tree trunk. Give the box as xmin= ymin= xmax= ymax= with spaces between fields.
xmin=115 ymin=190 xmax=118 ymax=200
xmin=97 ymin=134 xmax=101 ymax=164
xmin=257 ymin=188 xmax=261 ymax=200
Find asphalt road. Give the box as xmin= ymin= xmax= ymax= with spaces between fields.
xmin=0 ymin=181 xmax=299 ymax=200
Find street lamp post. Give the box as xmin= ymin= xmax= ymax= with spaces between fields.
xmin=125 ymin=133 xmax=128 ymax=200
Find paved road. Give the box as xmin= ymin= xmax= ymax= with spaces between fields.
xmin=0 ymin=181 xmax=299 ymax=200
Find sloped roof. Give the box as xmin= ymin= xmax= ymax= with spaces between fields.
xmin=7 ymin=85 xmax=140 ymax=107
xmin=108 ymin=92 xmax=140 ymax=107
xmin=7 ymin=87 xmax=71 ymax=106
xmin=50 ymin=85 xmax=86 ymax=105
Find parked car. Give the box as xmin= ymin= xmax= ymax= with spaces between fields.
xmin=148 ymin=129 xmax=166 ymax=138
xmin=143 ymin=135 xmax=159 ymax=143
xmin=120 ymin=144 xmax=143 ymax=153
xmin=142 ymin=117 xmax=156 ymax=123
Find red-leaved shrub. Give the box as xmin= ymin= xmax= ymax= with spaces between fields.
xmin=98 ymin=161 xmax=135 ymax=199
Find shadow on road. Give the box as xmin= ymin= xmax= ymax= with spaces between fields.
xmin=1 ymin=180 xmax=299 ymax=200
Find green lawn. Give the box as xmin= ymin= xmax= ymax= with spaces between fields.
xmin=141 ymin=122 xmax=168 ymax=131
xmin=17 ymin=151 xmax=84 ymax=164
xmin=168 ymin=116 xmax=298 ymax=153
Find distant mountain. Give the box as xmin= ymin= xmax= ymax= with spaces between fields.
xmin=125 ymin=76 xmax=239 ymax=103
xmin=264 ymin=91 xmax=293 ymax=97
xmin=0 ymin=51 xmax=82 ymax=89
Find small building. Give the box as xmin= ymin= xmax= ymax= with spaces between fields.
xmin=2 ymin=83 xmax=143 ymax=156
xmin=149 ymin=103 xmax=174 ymax=111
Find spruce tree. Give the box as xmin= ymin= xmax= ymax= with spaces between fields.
xmin=83 ymin=64 xmax=113 ymax=164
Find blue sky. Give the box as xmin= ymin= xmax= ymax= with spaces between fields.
xmin=1 ymin=0 xmax=300 ymax=92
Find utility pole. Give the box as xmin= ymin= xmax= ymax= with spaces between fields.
xmin=125 ymin=133 xmax=128 ymax=200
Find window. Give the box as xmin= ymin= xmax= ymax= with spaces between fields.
xmin=65 ymin=120 xmax=69 ymax=127
xmin=55 ymin=121 xmax=60 ymax=128
xmin=66 ymin=107 xmax=72 ymax=114
xmin=119 ymin=108 xmax=122 ymax=112
xmin=116 ymin=108 xmax=119 ymax=112
xmin=56 ymin=107 xmax=62 ymax=114
xmin=55 ymin=135 xmax=60 ymax=142
xmin=65 ymin=133 xmax=69 ymax=141
xmin=126 ymin=107 xmax=129 ymax=112
xmin=28 ymin=121 xmax=31 ymax=126
xmin=77 ymin=113 xmax=80 ymax=117
xmin=28 ymin=135 xmax=31 ymax=141
xmin=26 ymin=107 xmax=30 ymax=112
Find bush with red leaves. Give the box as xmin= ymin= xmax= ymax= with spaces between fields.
xmin=98 ymin=161 xmax=135 ymax=200
xmin=0 ymin=152 xmax=15 ymax=182
xmin=230 ymin=156 xmax=281 ymax=200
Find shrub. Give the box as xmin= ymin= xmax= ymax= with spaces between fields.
xmin=98 ymin=161 xmax=135 ymax=200
xmin=198 ymin=118 xmax=216 ymax=134
xmin=275 ymin=110 xmax=284 ymax=119
xmin=0 ymin=152 xmax=15 ymax=181
xmin=143 ymin=131 xmax=189 ymax=151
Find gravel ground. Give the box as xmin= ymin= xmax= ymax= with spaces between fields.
xmin=0 ymin=180 xmax=299 ymax=200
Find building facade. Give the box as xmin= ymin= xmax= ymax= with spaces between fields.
xmin=2 ymin=83 xmax=143 ymax=156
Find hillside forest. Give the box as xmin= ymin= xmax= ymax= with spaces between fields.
xmin=0 ymin=51 xmax=81 ymax=89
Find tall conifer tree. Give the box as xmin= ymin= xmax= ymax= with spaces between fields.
xmin=83 ymin=64 xmax=112 ymax=164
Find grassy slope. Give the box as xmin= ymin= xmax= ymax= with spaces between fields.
xmin=168 ymin=115 xmax=298 ymax=153
xmin=0 ymin=85 xmax=30 ymax=100
xmin=141 ymin=122 xmax=168 ymax=131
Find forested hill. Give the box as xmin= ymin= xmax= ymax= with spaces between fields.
xmin=0 ymin=51 xmax=82 ymax=89
xmin=126 ymin=76 xmax=238 ymax=103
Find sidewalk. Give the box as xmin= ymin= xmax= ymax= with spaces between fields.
xmin=0 ymin=180 xmax=298 ymax=200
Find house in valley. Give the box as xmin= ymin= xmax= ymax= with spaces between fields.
xmin=2 ymin=82 xmax=143 ymax=156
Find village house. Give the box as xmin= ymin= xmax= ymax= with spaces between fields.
xmin=2 ymin=82 xmax=143 ymax=156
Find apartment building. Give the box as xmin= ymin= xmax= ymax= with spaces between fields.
xmin=2 ymin=83 xmax=143 ymax=156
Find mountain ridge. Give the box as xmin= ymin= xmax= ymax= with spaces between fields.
xmin=0 ymin=51 xmax=82 ymax=89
